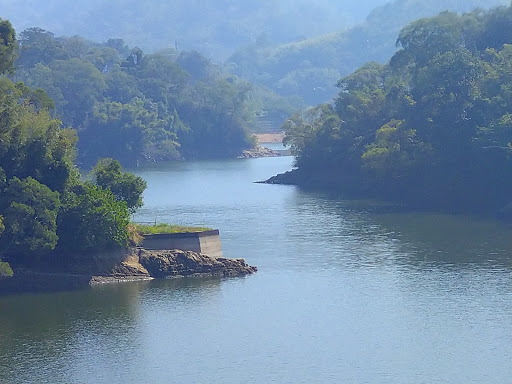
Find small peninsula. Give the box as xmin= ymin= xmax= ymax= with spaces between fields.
xmin=0 ymin=20 xmax=256 ymax=294
xmin=0 ymin=227 xmax=257 ymax=295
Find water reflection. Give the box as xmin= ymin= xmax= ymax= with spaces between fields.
xmin=0 ymin=277 xmax=230 ymax=383
xmin=288 ymin=190 xmax=512 ymax=272
xmin=2 ymin=157 xmax=512 ymax=384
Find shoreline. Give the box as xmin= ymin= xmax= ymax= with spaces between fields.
xmin=0 ymin=245 xmax=257 ymax=296
xmin=254 ymin=133 xmax=285 ymax=144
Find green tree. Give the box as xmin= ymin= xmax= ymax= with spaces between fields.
xmin=0 ymin=18 xmax=16 ymax=75
xmin=284 ymin=4 xmax=512 ymax=212
xmin=17 ymin=28 xmax=68 ymax=69
xmin=0 ymin=177 xmax=60 ymax=261
xmin=48 ymin=58 xmax=107 ymax=126
xmin=57 ymin=183 xmax=130 ymax=252
xmin=0 ymin=78 xmax=77 ymax=193
xmin=92 ymin=158 xmax=147 ymax=214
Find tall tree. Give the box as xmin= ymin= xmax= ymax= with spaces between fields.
xmin=0 ymin=18 xmax=15 ymax=75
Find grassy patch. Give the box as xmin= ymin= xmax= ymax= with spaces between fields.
xmin=131 ymin=223 xmax=211 ymax=235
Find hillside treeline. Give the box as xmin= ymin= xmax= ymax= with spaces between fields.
xmin=14 ymin=29 xmax=293 ymax=167
xmin=283 ymin=5 xmax=512 ymax=213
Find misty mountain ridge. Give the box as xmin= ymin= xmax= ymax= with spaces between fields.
xmin=228 ymin=0 xmax=511 ymax=105
xmin=0 ymin=0 xmax=390 ymax=58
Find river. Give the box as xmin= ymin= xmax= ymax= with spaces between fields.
xmin=1 ymin=155 xmax=512 ymax=383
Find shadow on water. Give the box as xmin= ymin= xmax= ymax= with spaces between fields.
xmin=0 ymin=275 xmax=231 ymax=383
xmin=298 ymin=189 xmax=512 ymax=271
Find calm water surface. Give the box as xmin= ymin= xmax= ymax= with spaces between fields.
xmin=1 ymin=156 xmax=512 ymax=383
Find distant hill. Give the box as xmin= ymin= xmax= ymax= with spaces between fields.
xmin=229 ymin=0 xmax=510 ymax=105
xmin=0 ymin=0 xmax=389 ymax=58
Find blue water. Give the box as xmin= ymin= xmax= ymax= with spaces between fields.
xmin=1 ymin=156 xmax=512 ymax=383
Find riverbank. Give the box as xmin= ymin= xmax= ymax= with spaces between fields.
xmin=254 ymin=133 xmax=285 ymax=144
xmin=0 ymin=247 xmax=257 ymax=295
xmin=263 ymin=168 xmax=512 ymax=218
xmin=238 ymin=146 xmax=282 ymax=158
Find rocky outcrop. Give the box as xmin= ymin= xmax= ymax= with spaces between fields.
xmin=238 ymin=146 xmax=281 ymax=158
xmin=139 ymin=249 xmax=257 ymax=278
xmin=261 ymin=169 xmax=301 ymax=184
xmin=0 ymin=247 xmax=257 ymax=295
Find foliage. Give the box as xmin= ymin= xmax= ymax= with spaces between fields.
xmin=13 ymin=30 xmax=274 ymax=166
xmin=0 ymin=261 xmax=13 ymax=277
xmin=0 ymin=78 xmax=78 ymax=193
xmin=0 ymin=23 xmax=145 ymax=266
xmin=0 ymin=18 xmax=16 ymax=75
xmin=229 ymin=0 xmax=509 ymax=105
xmin=285 ymin=4 xmax=512 ymax=213
xmin=92 ymin=158 xmax=147 ymax=214
xmin=57 ymin=183 xmax=130 ymax=252
xmin=0 ymin=177 xmax=60 ymax=259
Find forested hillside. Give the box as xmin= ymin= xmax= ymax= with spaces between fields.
xmin=0 ymin=0 xmax=388 ymax=59
xmin=280 ymin=4 xmax=512 ymax=214
xmin=0 ymin=19 xmax=147 ymax=274
xmin=13 ymin=29 xmax=296 ymax=166
xmin=230 ymin=0 xmax=509 ymax=105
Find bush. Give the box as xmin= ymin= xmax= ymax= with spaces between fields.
xmin=0 ymin=261 xmax=13 ymax=278
xmin=57 ymin=183 xmax=130 ymax=253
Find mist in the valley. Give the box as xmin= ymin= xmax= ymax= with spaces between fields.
xmin=0 ymin=0 xmax=391 ymax=57
xmin=1 ymin=0 xmax=510 ymax=106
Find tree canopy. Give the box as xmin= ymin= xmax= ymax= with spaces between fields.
xmin=14 ymin=30 xmax=295 ymax=167
xmin=283 ymin=5 xmax=512 ymax=213
xmin=0 ymin=21 xmax=147 ymax=269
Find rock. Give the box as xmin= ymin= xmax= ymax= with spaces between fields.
xmin=257 ymin=169 xmax=302 ymax=185
xmin=238 ymin=146 xmax=281 ymax=158
xmin=139 ymin=249 xmax=257 ymax=278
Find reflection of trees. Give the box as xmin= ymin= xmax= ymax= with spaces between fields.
xmin=292 ymin=192 xmax=512 ymax=271
xmin=0 ymin=281 xmax=145 ymax=382
xmin=371 ymin=211 xmax=512 ymax=270
xmin=0 ymin=276 xmax=224 ymax=383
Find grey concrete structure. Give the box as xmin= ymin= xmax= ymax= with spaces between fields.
xmin=141 ymin=230 xmax=223 ymax=258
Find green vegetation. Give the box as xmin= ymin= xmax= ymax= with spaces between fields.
xmin=92 ymin=159 xmax=147 ymax=214
xmin=230 ymin=0 xmax=509 ymax=105
xmin=0 ymin=19 xmax=147 ymax=271
xmin=133 ymin=223 xmax=212 ymax=235
xmin=283 ymin=5 xmax=512 ymax=213
xmin=0 ymin=261 xmax=13 ymax=277
xmin=13 ymin=29 xmax=296 ymax=167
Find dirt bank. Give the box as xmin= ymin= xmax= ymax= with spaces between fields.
xmin=254 ymin=133 xmax=285 ymax=143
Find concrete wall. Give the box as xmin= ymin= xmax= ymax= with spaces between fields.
xmin=141 ymin=230 xmax=223 ymax=258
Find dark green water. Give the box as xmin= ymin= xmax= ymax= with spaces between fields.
xmin=1 ymin=156 xmax=512 ymax=383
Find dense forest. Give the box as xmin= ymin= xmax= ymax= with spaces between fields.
xmin=12 ymin=29 xmax=296 ymax=167
xmin=0 ymin=0 xmax=389 ymax=59
xmin=280 ymin=4 xmax=512 ymax=214
xmin=0 ymin=19 xmax=147 ymax=275
xmin=229 ymin=0 xmax=510 ymax=105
